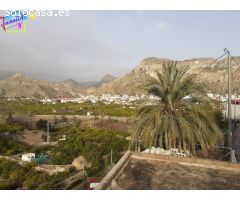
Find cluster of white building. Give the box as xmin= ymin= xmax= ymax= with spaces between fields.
xmin=39 ymin=93 xmax=240 ymax=105
xmin=40 ymin=94 xmax=160 ymax=105
xmin=207 ymin=93 xmax=239 ymax=102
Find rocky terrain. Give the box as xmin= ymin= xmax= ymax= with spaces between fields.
xmin=79 ymin=73 xmax=116 ymax=88
xmin=0 ymin=72 xmax=117 ymax=98
xmin=1 ymin=56 xmax=240 ymax=98
xmin=88 ymin=57 xmax=240 ymax=95
xmin=0 ymin=73 xmax=84 ymax=98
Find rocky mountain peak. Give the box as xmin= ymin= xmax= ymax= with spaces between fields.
xmin=91 ymin=56 xmax=240 ymax=95
xmin=0 ymin=73 xmax=84 ymax=98
xmin=141 ymin=57 xmax=170 ymax=65
xmin=100 ymin=74 xmax=116 ymax=84
xmin=63 ymin=79 xmax=80 ymax=85
xmin=10 ymin=72 xmax=32 ymax=81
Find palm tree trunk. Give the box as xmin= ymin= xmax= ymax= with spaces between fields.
xmin=191 ymin=142 xmax=195 ymax=155
xmin=165 ymin=133 xmax=169 ymax=150
xmin=183 ymin=140 xmax=187 ymax=153
xmin=172 ymin=135 xmax=176 ymax=148
xmin=178 ymin=139 xmax=182 ymax=152
xmin=168 ymin=134 xmax=172 ymax=149
xmin=159 ymin=134 xmax=163 ymax=148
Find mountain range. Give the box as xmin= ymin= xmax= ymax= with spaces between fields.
xmin=79 ymin=74 xmax=116 ymax=88
xmin=0 ymin=73 xmax=116 ymax=98
xmin=1 ymin=56 xmax=240 ymax=98
xmin=88 ymin=57 xmax=240 ymax=95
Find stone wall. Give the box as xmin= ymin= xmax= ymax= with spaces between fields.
xmin=132 ymin=152 xmax=240 ymax=172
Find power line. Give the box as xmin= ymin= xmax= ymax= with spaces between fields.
xmin=230 ymin=54 xmax=240 ymax=68
xmin=205 ymin=52 xmax=228 ymax=68
xmin=196 ymin=52 xmax=228 ymax=73
xmin=228 ymin=55 xmax=240 ymax=93
xmin=172 ymin=52 xmax=227 ymax=74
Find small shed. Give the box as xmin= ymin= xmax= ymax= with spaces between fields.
xmin=22 ymin=153 xmax=35 ymax=162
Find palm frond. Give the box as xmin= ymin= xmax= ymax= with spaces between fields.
xmin=132 ymin=61 xmax=223 ymax=155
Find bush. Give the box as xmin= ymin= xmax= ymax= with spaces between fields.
xmin=0 ymin=136 xmax=30 ymax=155
xmin=0 ymin=101 xmax=135 ymax=117
xmin=36 ymin=119 xmax=48 ymax=131
xmin=0 ymin=158 xmax=70 ymax=190
xmin=0 ymin=123 xmax=25 ymax=133
xmin=50 ymin=127 xmax=129 ymax=176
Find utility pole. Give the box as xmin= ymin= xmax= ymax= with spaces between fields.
xmin=46 ymin=123 xmax=50 ymax=143
xmin=110 ymin=149 xmax=113 ymax=167
xmin=224 ymin=48 xmax=233 ymax=162
xmin=30 ymin=112 xmax=33 ymax=129
xmin=234 ymin=96 xmax=237 ymax=130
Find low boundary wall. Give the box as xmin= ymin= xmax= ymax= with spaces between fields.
xmin=132 ymin=152 xmax=240 ymax=172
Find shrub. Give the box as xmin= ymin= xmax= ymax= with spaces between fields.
xmin=36 ymin=119 xmax=48 ymax=131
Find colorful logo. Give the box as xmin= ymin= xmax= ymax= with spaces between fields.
xmin=0 ymin=10 xmax=36 ymax=33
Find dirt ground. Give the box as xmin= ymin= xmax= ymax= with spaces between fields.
xmin=113 ymin=159 xmax=240 ymax=190
xmin=11 ymin=130 xmax=44 ymax=146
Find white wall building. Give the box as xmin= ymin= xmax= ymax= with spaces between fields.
xmin=22 ymin=153 xmax=35 ymax=162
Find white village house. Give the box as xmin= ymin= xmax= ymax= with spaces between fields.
xmin=21 ymin=153 xmax=35 ymax=162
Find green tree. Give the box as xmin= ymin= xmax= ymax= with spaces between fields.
xmin=132 ymin=62 xmax=223 ymax=155
xmin=36 ymin=119 xmax=48 ymax=131
xmin=6 ymin=112 xmax=14 ymax=125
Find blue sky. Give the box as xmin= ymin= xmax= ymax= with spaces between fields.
xmin=0 ymin=11 xmax=240 ymax=81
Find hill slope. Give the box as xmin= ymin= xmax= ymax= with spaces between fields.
xmin=0 ymin=73 xmax=84 ymax=98
xmin=87 ymin=57 xmax=240 ymax=95
xmin=2 ymin=56 xmax=240 ymax=98
xmin=79 ymin=74 xmax=116 ymax=88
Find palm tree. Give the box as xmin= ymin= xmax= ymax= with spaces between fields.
xmin=132 ymin=61 xmax=223 ymax=155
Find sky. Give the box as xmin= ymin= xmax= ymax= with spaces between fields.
xmin=0 ymin=10 xmax=240 ymax=82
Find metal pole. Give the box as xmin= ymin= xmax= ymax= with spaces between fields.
xmin=110 ymin=149 xmax=113 ymax=167
xmin=47 ymin=123 xmax=50 ymax=143
xmin=224 ymin=48 xmax=233 ymax=162
xmin=234 ymin=96 xmax=237 ymax=130
xmin=30 ymin=113 xmax=33 ymax=129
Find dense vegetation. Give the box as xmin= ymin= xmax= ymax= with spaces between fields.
xmin=0 ymin=112 xmax=32 ymax=155
xmin=0 ymin=123 xmax=25 ymax=133
xmin=49 ymin=127 xmax=129 ymax=176
xmin=0 ymin=101 xmax=135 ymax=117
xmin=0 ymin=158 xmax=69 ymax=189
xmin=0 ymin=126 xmax=129 ymax=189
xmin=133 ymin=62 xmax=223 ymax=155
xmin=36 ymin=119 xmax=48 ymax=131
xmin=0 ymin=136 xmax=30 ymax=155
